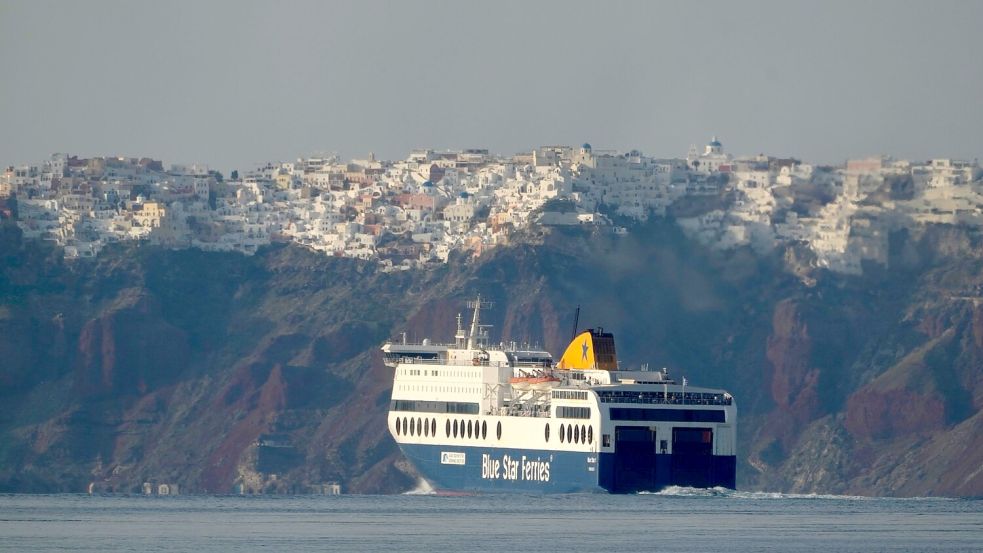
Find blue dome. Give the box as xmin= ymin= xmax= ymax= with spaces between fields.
xmin=582 ymin=143 xmax=592 ymax=150
xmin=422 ymin=180 xmax=434 ymax=187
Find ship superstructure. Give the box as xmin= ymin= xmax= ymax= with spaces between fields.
xmin=384 ymin=297 xmax=736 ymax=493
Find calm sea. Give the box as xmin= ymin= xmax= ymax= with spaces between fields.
xmin=0 ymin=488 xmax=979 ymax=552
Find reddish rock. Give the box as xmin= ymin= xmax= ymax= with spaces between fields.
xmin=200 ymin=363 xmax=287 ymax=492
xmin=766 ymin=300 xmax=820 ymax=421
xmin=844 ymin=388 xmax=946 ymax=440
xmin=74 ymin=292 xmax=189 ymax=396
xmin=917 ymin=315 xmax=947 ymax=339
xmin=402 ymin=299 xmax=460 ymax=343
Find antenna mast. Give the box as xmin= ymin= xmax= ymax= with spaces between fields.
xmin=571 ymin=305 xmax=581 ymax=340
xmin=466 ymin=295 xmax=494 ymax=350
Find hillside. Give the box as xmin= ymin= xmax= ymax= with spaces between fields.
xmin=1 ymin=220 xmax=982 ymax=496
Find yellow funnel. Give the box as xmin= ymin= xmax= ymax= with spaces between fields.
xmin=557 ymin=329 xmax=617 ymax=371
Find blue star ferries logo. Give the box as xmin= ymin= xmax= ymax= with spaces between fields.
xmin=581 ymin=340 xmax=589 ymax=360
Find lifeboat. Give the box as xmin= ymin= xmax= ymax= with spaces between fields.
xmin=509 ymin=374 xmax=560 ymax=391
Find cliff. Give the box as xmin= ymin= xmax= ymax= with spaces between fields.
xmin=1 ymin=219 xmax=982 ymax=496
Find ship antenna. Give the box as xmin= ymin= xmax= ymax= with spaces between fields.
xmin=465 ymin=295 xmax=493 ymax=349
xmin=455 ymin=312 xmax=465 ymax=348
xmin=467 ymin=294 xmax=481 ymax=350
xmin=570 ymin=305 xmax=581 ymax=340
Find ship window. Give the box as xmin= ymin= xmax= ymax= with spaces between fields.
xmin=581 ymin=425 xmax=587 ymax=444
xmin=418 ymin=418 xmax=423 ymax=437
xmin=574 ymin=424 xmax=580 ymax=443
xmin=481 ymin=421 xmax=487 ymax=439
xmin=467 ymin=420 xmax=473 ymax=439
xmin=409 ymin=418 xmax=415 ymax=436
xmin=559 ymin=424 xmax=565 ymax=443
xmin=423 ymin=418 xmax=429 ymax=437
xmin=391 ymin=400 xmax=478 ymax=414
xmin=588 ymin=426 xmax=594 ymax=444
xmin=545 ymin=424 xmax=550 ymax=442
xmin=446 ymin=419 xmax=451 ymax=437
xmin=609 ymin=408 xmax=725 ymax=423
xmin=396 ymin=417 xmax=401 ymax=435
xmin=403 ymin=417 xmax=408 ymax=436
xmin=557 ymin=406 xmax=591 ymax=419
xmin=496 ymin=421 xmax=502 ymax=440
xmin=431 ymin=419 xmax=437 ymax=437
xmin=566 ymin=424 xmax=573 ymax=443
xmin=453 ymin=419 xmax=458 ymax=438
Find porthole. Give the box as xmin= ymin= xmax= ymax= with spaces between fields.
xmin=431 ymin=419 xmax=437 ymax=437
xmin=482 ymin=421 xmax=487 ymax=439
xmin=559 ymin=424 xmax=565 ymax=443
xmin=410 ymin=418 xmax=415 ymax=436
xmin=403 ymin=417 xmax=408 ymax=437
xmin=418 ymin=418 xmax=423 ymax=437
xmin=588 ymin=426 xmax=593 ymax=444
xmin=566 ymin=424 xmax=572 ymax=443
xmin=467 ymin=420 xmax=473 ymax=439
xmin=453 ymin=419 xmax=459 ymax=438
xmin=446 ymin=419 xmax=451 ymax=437
xmin=423 ymin=418 xmax=429 ymax=437
xmin=460 ymin=419 xmax=465 ymax=439
xmin=496 ymin=421 xmax=502 ymax=440
xmin=581 ymin=425 xmax=587 ymax=444
xmin=396 ymin=417 xmax=401 ymax=435
xmin=574 ymin=424 xmax=580 ymax=444
xmin=545 ymin=424 xmax=550 ymax=442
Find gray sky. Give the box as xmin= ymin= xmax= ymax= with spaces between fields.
xmin=1 ymin=0 xmax=981 ymax=173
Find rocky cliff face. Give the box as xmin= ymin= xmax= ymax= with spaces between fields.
xmin=1 ymin=220 xmax=982 ymax=496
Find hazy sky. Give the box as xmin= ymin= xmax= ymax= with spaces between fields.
xmin=2 ymin=0 xmax=981 ymax=173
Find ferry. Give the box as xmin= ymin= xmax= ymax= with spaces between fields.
xmin=384 ymin=297 xmax=736 ymax=493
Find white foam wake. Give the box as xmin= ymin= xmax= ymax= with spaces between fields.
xmin=402 ymin=478 xmax=436 ymax=495
xmin=640 ymin=486 xmax=956 ymax=501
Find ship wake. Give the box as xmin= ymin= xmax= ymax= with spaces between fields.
xmin=402 ymin=478 xmax=436 ymax=495
xmin=641 ymin=486 xmax=957 ymax=501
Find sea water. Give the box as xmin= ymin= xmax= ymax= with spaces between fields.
xmin=0 ymin=488 xmax=980 ymax=552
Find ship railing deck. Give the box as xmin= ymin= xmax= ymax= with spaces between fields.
xmin=392 ymin=357 xmax=501 ymax=367
xmin=390 ymin=357 xmax=553 ymax=369
xmin=384 ymin=341 xmax=511 ymax=351
xmin=596 ymin=390 xmax=733 ymax=406
xmin=512 ymin=362 xmax=554 ymax=369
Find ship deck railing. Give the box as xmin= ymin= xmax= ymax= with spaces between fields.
xmin=596 ymin=390 xmax=733 ymax=406
xmin=393 ymin=357 xmax=501 ymax=366
xmin=390 ymin=357 xmax=552 ymax=369
xmin=384 ymin=341 xmax=512 ymax=351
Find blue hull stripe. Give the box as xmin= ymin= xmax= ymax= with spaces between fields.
xmin=399 ymin=443 xmax=737 ymax=494
xmin=399 ymin=444 xmax=602 ymax=493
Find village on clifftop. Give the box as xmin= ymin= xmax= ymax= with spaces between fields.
xmin=2 ymin=138 xmax=981 ymax=275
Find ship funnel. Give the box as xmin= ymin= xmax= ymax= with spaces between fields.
xmin=557 ymin=328 xmax=617 ymax=371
